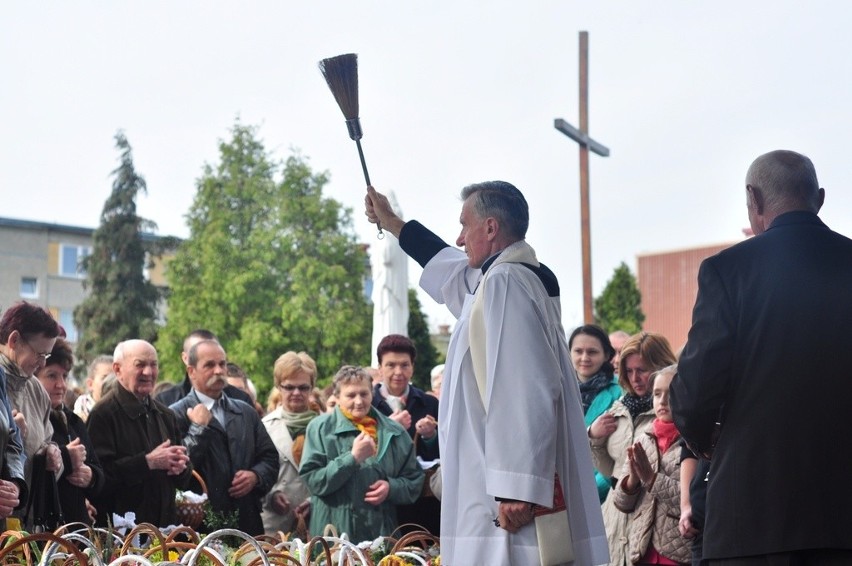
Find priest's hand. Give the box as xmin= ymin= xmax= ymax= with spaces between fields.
xmin=351 ymin=432 xmax=377 ymax=464
xmin=365 ymin=186 xmax=405 ymax=238
xmin=496 ymin=501 xmax=535 ymax=533
xmin=364 ymin=480 xmax=390 ymax=506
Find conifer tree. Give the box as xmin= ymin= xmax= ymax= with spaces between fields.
xmin=407 ymin=288 xmax=440 ymax=391
xmin=74 ymin=132 xmax=163 ymax=372
xmin=594 ymin=261 xmax=645 ymax=334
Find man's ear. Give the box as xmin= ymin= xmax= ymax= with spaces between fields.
xmin=485 ymin=217 xmax=499 ymax=241
xmin=747 ymin=184 xmax=764 ymax=215
xmin=7 ymin=330 xmax=21 ymax=349
xmin=815 ymin=187 xmax=826 ymax=212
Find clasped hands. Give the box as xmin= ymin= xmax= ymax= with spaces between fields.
xmin=146 ymin=439 xmax=190 ymax=475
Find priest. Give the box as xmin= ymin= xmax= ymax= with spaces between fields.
xmin=365 ymin=182 xmax=608 ymax=565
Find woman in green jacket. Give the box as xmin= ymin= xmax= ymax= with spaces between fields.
xmin=300 ymin=366 xmax=423 ymax=542
xmin=569 ymin=324 xmax=623 ymax=502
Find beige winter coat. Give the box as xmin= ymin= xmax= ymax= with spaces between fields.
xmin=260 ymin=408 xmax=312 ymax=536
xmin=589 ymin=399 xmax=655 ymax=566
xmin=613 ymin=431 xmax=690 ymax=565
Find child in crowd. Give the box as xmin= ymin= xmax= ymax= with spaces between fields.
xmin=614 ymin=365 xmax=690 ymax=565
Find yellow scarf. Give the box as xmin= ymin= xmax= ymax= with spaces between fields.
xmin=339 ymin=407 xmax=378 ymax=442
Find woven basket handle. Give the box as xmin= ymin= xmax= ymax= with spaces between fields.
xmin=191 ymin=469 xmax=208 ymax=496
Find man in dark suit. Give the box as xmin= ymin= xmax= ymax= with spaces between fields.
xmin=170 ymin=340 xmax=278 ymax=535
xmin=671 ymin=150 xmax=852 ymax=565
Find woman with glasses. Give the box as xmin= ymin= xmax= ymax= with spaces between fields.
xmin=35 ymin=338 xmax=104 ymax=525
xmin=0 ymin=301 xmax=64 ymax=528
xmin=587 ymin=332 xmax=678 ymax=566
xmin=260 ymin=351 xmax=321 ymax=535
xmin=299 ymin=365 xmax=423 ymax=543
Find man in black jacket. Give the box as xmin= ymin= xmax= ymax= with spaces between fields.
xmin=170 ymin=339 xmax=278 ymax=535
xmin=88 ymin=340 xmax=192 ymax=527
xmin=671 ymin=150 xmax=852 ymax=564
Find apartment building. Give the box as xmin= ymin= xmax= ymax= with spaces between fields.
xmin=0 ymin=217 xmax=171 ymax=344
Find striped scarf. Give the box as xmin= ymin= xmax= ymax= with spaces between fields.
xmin=339 ymin=407 xmax=378 ymax=441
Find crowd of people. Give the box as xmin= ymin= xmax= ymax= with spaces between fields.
xmin=0 ymin=304 xmax=440 ymax=544
xmin=0 ymin=149 xmax=846 ymax=566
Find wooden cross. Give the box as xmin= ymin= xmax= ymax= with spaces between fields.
xmin=554 ymin=31 xmax=610 ymax=324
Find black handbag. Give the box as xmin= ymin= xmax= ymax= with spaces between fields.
xmin=25 ymin=452 xmax=64 ymax=532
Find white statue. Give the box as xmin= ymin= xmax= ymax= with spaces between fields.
xmin=370 ymin=190 xmax=410 ymax=367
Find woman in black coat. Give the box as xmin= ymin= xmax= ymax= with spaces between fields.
xmin=35 ymin=338 xmax=104 ymax=525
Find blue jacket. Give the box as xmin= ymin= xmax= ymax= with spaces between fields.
xmin=584 ymin=377 xmax=622 ymax=502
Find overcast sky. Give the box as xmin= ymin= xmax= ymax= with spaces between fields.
xmin=3 ymin=2 xmax=851 ymax=333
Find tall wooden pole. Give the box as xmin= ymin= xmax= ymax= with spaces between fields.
xmin=554 ymin=31 xmax=609 ymax=324
xmin=578 ymin=32 xmax=593 ymax=324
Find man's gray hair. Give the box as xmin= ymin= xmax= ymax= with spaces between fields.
xmin=113 ymin=341 xmax=126 ymax=363
xmin=113 ymin=339 xmax=152 ymax=363
xmin=746 ymin=150 xmax=821 ymax=213
xmin=460 ymin=180 xmax=529 ymax=240
xmin=187 ymin=339 xmax=221 ymax=367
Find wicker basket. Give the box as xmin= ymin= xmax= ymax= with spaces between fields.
xmin=175 ymin=470 xmax=208 ymax=530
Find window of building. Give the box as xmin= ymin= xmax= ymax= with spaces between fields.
xmin=20 ymin=277 xmax=38 ymax=298
xmin=58 ymin=309 xmax=79 ymax=343
xmin=59 ymin=244 xmax=92 ymax=278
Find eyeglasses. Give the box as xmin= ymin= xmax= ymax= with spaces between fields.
xmin=279 ymin=384 xmax=311 ymax=393
xmin=22 ymin=338 xmax=51 ymax=361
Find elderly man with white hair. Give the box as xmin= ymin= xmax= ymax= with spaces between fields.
xmin=87 ymin=339 xmax=192 ymax=527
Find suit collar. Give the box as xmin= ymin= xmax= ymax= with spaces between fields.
xmin=768 ymin=210 xmax=825 ymax=231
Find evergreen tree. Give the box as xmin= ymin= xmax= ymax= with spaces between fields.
xmin=407 ymin=288 xmax=439 ymax=391
xmin=594 ymin=261 xmax=645 ymax=334
xmin=157 ymin=122 xmax=371 ymax=394
xmin=74 ymin=132 xmax=163 ymax=372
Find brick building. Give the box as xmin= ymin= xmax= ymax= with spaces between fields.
xmin=637 ymin=237 xmax=749 ymax=351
